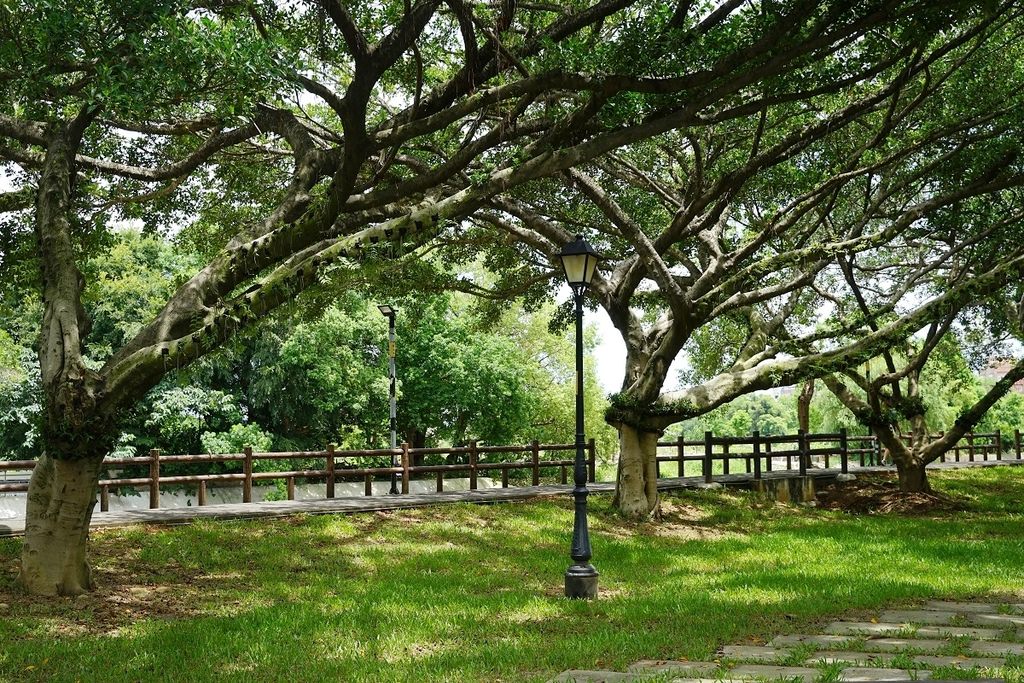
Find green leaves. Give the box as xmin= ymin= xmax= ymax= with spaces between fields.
xmin=2 ymin=0 xmax=284 ymax=122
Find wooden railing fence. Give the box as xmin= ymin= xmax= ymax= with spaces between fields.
xmin=0 ymin=428 xmax=1019 ymax=511
xmin=0 ymin=439 xmax=597 ymax=511
xmin=654 ymin=429 xmax=1015 ymax=480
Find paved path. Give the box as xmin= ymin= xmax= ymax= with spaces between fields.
xmin=551 ymin=599 xmax=1017 ymax=682
xmin=1 ymin=458 xmax=1021 ymax=538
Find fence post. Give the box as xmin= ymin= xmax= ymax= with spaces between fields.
xmin=588 ymin=438 xmax=597 ymax=483
xmin=287 ymin=476 xmax=295 ymax=501
xmin=326 ymin=443 xmax=336 ymax=499
xmin=198 ymin=481 xmax=207 ymax=506
xmin=722 ymin=442 xmax=730 ymax=475
xmin=243 ymin=445 xmax=253 ymax=503
xmin=995 ymin=429 xmax=1002 ymax=461
xmin=531 ymin=440 xmax=540 ymax=486
xmin=437 ymin=470 xmax=444 ymax=492
xmin=401 ymin=442 xmax=410 ymax=494
xmin=968 ymin=433 xmax=975 ymax=462
xmin=839 ymin=428 xmax=849 ymax=475
xmin=100 ymin=485 xmax=109 ymax=512
xmin=501 ymin=467 xmax=508 ymax=488
xmin=765 ymin=439 xmax=773 ymax=472
xmin=798 ymin=430 xmax=808 ymax=477
xmin=752 ymin=431 xmax=761 ymax=480
xmin=364 ymin=474 xmax=373 ymax=496
xmin=469 ymin=441 xmax=478 ymax=491
xmin=149 ymin=449 xmax=161 ymax=509
xmin=677 ymin=434 xmax=685 ymax=478
xmin=1016 ymin=429 xmax=1022 ymax=460
xmin=703 ymin=431 xmax=713 ymax=484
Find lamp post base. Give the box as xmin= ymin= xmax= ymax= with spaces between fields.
xmin=564 ymin=563 xmax=599 ymax=599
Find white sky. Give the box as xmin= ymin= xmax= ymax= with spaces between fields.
xmin=585 ymin=300 xmax=683 ymax=395
xmin=591 ymin=309 xmax=626 ymax=392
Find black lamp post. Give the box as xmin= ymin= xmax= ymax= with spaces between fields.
xmin=378 ymin=304 xmax=399 ymax=495
xmin=558 ymin=234 xmax=601 ymax=599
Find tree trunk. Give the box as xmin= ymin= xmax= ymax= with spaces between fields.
xmin=407 ymin=428 xmax=427 ymax=466
xmin=613 ymin=424 xmax=659 ymax=519
xmin=18 ymin=453 xmax=104 ymax=596
xmin=894 ymin=457 xmax=931 ymax=493
xmin=797 ymin=379 xmax=814 ymax=432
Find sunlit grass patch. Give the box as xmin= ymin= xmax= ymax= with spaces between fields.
xmin=0 ymin=467 xmax=1022 ymax=681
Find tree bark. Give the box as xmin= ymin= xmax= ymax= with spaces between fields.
xmin=894 ymin=456 xmax=931 ymax=493
xmin=23 ymin=114 xmax=111 ymax=596
xmin=613 ymin=423 xmax=660 ymax=519
xmin=797 ymin=379 xmax=814 ymax=432
xmin=18 ymin=453 xmax=104 ymax=596
xmin=407 ymin=428 xmax=427 ymax=466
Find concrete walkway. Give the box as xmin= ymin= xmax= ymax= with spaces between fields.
xmin=2 ymin=458 xmax=1021 ymax=538
xmin=551 ymin=600 xmax=1017 ymax=682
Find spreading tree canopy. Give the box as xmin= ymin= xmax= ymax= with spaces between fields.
xmin=470 ymin=4 xmax=1024 ymax=514
xmin=2 ymin=0 xmax=1016 ymax=591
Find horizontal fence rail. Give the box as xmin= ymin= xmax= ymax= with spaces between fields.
xmin=0 ymin=429 xmax=1019 ymax=512
xmin=0 ymin=439 xmax=597 ymax=511
xmin=653 ymin=429 xmax=1015 ymax=481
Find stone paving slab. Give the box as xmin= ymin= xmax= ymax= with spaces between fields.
xmin=838 ymin=667 xmax=928 ymax=681
xmin=549 ymin=670 xmax=652 ymax=682
xmin=914 ymin=655 xmax=1005 ymax=669
xmin=857 ymin=638 xmax=948 ymax=653
xmin=824 ymin=621 xmax=1006 ymax=640
xmin=769 ymin=634 xmax=855 ymax=648
xmin=728 ymin=664 xmax=820 ymax=682
xmin=806 ymin=651 xmax=1004 ymax=669
xmin=720 ymin=645 xmax=790 ymax=662
xmin=879 ymin=610 xmax=959 ymax=625
xmin=770 ymin=635 xmax=955 ymax=654
xmin=924 ymin=601 xmax=1006 ymax=614
xmin=972 ymin=613 xmax=1024 ymax=627
xmin=626 ymin=661 xmax=719 ymax=676
xmin=881 ymin=609 xmax=1024 ymax=629
xmin=969 ymin=641 xmax=1024 ymax=656
xmin=805 ymin=651 xmax=895 ymax=666
xmin=766 ymin=632 xmax=1021 ymax=655
xmin=550 ymin=596 xmax=1024 ymax=683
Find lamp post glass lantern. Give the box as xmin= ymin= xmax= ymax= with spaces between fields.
xmin=558 ymin=235 xmax=600 ymax=599
xmin=378 ymin=305 xmax=399 ymax=495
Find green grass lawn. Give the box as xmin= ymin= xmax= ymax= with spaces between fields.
xmin=2 ymin=467 xmax=1024 ymax=682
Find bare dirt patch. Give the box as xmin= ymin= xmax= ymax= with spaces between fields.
xmin=816 ymin=474 xmax=963 ymax=514
xmin=0 ymin=530 xmax=250 ymax=637
xmin=601 ymin=498 xmax=734 ymax=540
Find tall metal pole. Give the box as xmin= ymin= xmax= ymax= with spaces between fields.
xmin=565 ymin=288 xmax=598 ymax=598
xmin=388 ymin=314 xmax=399 ymax=495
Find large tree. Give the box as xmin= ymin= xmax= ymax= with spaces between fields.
xmin=2 ymin=0 xmax=1010 ymax=593
xmin=820 ymin=254 xmax=1024 ymax=492
xmin=473 ymin=4 xmax=1024 ymax=516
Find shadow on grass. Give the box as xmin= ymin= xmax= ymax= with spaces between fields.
xmin=1 ymin=469 xmax=1024 ymax=682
